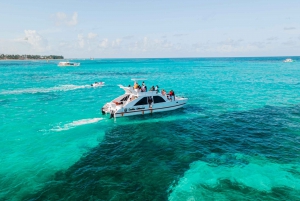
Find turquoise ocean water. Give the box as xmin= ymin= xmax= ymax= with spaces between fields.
xmin=1 ymin=57 xmax=300 ymax=200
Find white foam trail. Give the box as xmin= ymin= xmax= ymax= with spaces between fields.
xmin=0 ymin=84 xmax=91 ymax=95
xmin=51 ymin=118 xmax=103 ymax=132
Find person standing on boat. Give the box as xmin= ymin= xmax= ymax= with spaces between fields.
xmin=172 ymin=90 xmax=175 ymax=101
xmin=134 ymin=82 xmax=139 ymax=92
xmin=169 ymin=90 xmax=174 ymax=101
xmin=155 ymin=85 xmax=159 ymax=93
xmin=141 ymin=81 xmax=147 ymax=92
xmin=148 ymin=96 xmax=153 ymax=108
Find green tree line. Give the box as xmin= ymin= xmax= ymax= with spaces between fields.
xmin=0 ymin=54 xmax=64 ymax=60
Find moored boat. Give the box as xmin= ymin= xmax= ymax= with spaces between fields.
xmin=283 ymin=58 xmax=293 ymax=63
xmin=58 ymin=61 xmax=80 ymax=66
xmin=101 ymin=79 xmax=188 ymax=118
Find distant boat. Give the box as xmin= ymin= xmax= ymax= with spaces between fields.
xmin=283 ymin=58 xmax=293 ymax=63
xmin=58 ymin=61 xmax=80 ymax=67
xmin=90 ymin=58 xmax=94 ymax=60
xmin=91 ymin=82 xmax=105 ymax=87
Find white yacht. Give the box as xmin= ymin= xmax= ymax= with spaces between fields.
xmin=102 ymin=79 xmax=188 ymax=118
xmin=58 ymin=61 xmax=80 ymax=67
xmin=283 ymin=58 xmax=293 ymax=63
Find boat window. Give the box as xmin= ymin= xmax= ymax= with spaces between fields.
xmin=153 ymin=96 xmax=166 ymax=103
xmin=120 ymin=95 xmax=129 ymax=102
xmin=134 ymin=97 xmax=148 ymax=106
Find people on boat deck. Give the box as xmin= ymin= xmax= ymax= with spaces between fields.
xmin=169 ymin=90 xmax=175 ymax=101
xmin=140 ymin=81 xmax=147 ymax=92
xmin=150 ymin=86 xmax=155 ymax=91
xmin=155 ymin=85 xmax=159 ymax=93
xmin=130 ymin=82 xmax=166 ymax=94
xmin=134 ymin=82 xmax=139 ymax=92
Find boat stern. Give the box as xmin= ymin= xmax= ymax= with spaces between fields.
xmin=101 ymin=102 xmax=123 ymax=118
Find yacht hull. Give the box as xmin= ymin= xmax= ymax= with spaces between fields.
xmin=112 ymin=100 xmax=187 ymax=118
xmin=101 ymin=84 xmax=188 ymax=118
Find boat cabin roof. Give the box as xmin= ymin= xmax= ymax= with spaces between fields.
xmin=118 ymin=85 xmax=161 ymax=97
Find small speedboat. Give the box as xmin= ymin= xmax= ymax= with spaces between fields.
xmin=283 ymin=58 xmax=293 ymax=63
xmin=58 ymin=61 xmax=80 ymax=67
xmin=101 ymin=79 xmax=188 ymax=118
xmin=91 ymin=82 xmax=105 ymax=87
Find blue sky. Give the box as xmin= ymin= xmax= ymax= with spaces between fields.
xmin=0 ymin=0 xmax=299 ymax=58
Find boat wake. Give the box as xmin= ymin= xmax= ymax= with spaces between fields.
xmin=0 ymin=84 xmax=92 ymax=95
xmin=50 ymin=118 xmax=103 ymax=132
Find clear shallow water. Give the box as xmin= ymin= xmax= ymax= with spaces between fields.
xmin=0 ymin=57 xmax=300 ymax=200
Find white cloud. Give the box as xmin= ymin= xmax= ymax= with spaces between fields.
xmin=282 ymin=40 xmax=298 ymax=47
xmin=112 ymin=39 xmax=122 ymax=48
xmin=128 ymin=37 xmax=179 ymax=53
xmin=88 ymin=32 xmax=97 ymax=39
xmin=24 ymin=30 xmax=48 ymax=51
xmin=0 ymin=39 xmax=30 ymax=54
xmin=73 ymin=34 xmax=122 ymax=53
xmin=99 ymin=39 xmax=109 ymax=48
xmin=193 ymin=39 xmax=268 ymax=54
xmin=54 ymin=12 xmax=78 ymax=26
xmin=0 ymin=30 xmax=49 ymax=54
xmin=77 ymin=34 xmax=85 ymax=48
xmin=69 ymin=12 xmax=78 ymax=26
xmin=14 ymin=30 xmax=49 ymax=52
xmin=217 ymin=38 xmax=244 ymax=47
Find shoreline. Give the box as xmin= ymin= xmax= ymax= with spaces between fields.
xmin=0 ymin=59 xmax=64 ymax=61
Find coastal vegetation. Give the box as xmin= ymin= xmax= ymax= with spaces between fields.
xmin=0 ymin=54 xmax=64 ymax=60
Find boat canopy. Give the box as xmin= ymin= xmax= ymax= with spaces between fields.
xmin=118 ymin=85 xmax=160 ymax=97
xmin=118 ymin=85 xmax=134 ymax=94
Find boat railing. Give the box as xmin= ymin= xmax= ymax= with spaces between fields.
xmin=132 ymin=90 xmax=159 ymax=96
xmin=119 ymin=85 xmax=161 ymax=95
